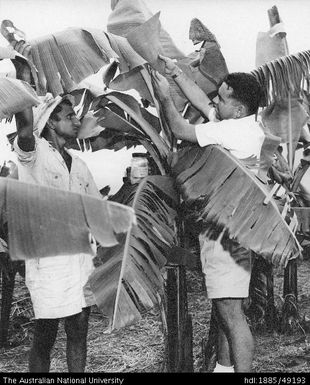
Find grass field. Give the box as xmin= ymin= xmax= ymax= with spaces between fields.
xmin=1 ymin=257 xmax=310 ymax=373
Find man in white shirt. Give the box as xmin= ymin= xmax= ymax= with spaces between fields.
xmin=13 ymin=60 xmax=101 ymax=373
xmin=152 ymin=55 xmax=265 ymax=373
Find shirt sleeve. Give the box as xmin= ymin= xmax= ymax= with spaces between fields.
xmin=13 ymin=135 xmax=38 ymax=167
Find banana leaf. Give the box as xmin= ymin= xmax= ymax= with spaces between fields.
xmin=199 ymin=43 xmax=229 ymax=86
xmin=108 ymin=4 xmax=226 ymax=117
xmin=257 ymin=132 xmax=282 ymax=183
xmin=253 ymin=29 xmax=309 ymax=166
xmin=0 ymin=177 xmax=135 ymax=261
xmin=251 ymin=50 xmax=310 ymax=105
xmin=91 ymin=91 xmax=160 ymax=136
xmin=260 ymin=98 xmax=308 ymax=150
xmin=172 ymin=144 xmax=302 ymax=268
xmin=93 ymin=92 xmax=170 ymax=159
xmin=107 ymin=0 xmax=185 ymax=60
xmin=87 ymin=175 xmax=179 ymax=332
xmin=173 ymin=18 xmax=228 ymax=114
xmin=246 ymin=255 xmax=273 ymax=327
xmin=75 ymin=89 xmax=168 ymax=180
xmin=0 ymin=78 xmax=40 ymax=120
xmin=125 ymin=12 xmax=164 ymax=72
xmin=293 ymin=207 xmax=310 ymax=236
xmin=109 ymin=65 xmax=154 ymax=103
xmin=168 ymin=33 xmax=228 ymax=114
xmin=105 ymin=32 xmax=146 ymax=74
xmin=255 ymin=30 xmax=286 ymax=68
xmin=19 ymin=28 xmax=119 ymax=96
xmin=189 ymin=18 xmax=219 ymax=46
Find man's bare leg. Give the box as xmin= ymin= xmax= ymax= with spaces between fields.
xmin=64 ymin=307 xmax=91 ymax=372
xmin=29 ymin=318 xmax=59 ymax=372
xmin=214 ymin=298 xmax=254 ymax=372
xmin=217 ymin=325 xmax=233 ymax=366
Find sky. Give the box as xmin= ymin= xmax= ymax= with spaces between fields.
xmin=0 ymin=0 xmax=310 ymax=193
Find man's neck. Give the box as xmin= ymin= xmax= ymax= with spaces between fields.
xmin=43 ymin=130 xmax=66 ymax=154
xmin=43 ymin=131 xmax=72 ymax=170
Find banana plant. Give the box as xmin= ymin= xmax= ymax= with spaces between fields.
xmin=248 ymin=5 xmax=310 ymax=331
xmin=0 ymin=0 xmax=306 ymax=338
xmin=88 ymin=176 xmax=179 ymax=332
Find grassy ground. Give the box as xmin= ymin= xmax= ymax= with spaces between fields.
xmin=1 ymin=257 xmax=310 ymax=373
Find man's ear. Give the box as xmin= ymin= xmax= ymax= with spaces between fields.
xmin=46 ymin=119 xmax=56 ymax=130
xmin=236 ymin=104 xmax=246 ymax=118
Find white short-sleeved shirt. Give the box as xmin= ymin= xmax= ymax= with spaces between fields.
xmin=195 ymin=112 xmax=265 ymax=160
xmin=13 ymin=136 xmax=101 ymax=319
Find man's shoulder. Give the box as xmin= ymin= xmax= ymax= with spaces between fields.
xmin=230 ymin=114 xmax=264 ymax=133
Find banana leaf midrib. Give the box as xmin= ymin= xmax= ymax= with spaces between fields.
xmin=174 ymin=144 xmax=302 ymax=267
xmin=105 ymin=94 xmax=170 ymax=158
xmin=89 ymin=176 xmax=178 ymax=332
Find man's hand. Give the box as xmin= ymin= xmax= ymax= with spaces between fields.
xmin=151 ymin=69 xmax=171 ymax=103
xmin=158 ymin=54 xmax=180 ymax=77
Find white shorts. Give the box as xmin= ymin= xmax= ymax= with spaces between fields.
xmin=199 ymin=232 xmax=252 ymax=299
xmin=25 ymin=253 xmax=95 ymax=319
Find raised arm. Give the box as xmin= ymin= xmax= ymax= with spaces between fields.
xmin=152 ymin=70 xmax=197 ymax=143
xmin=158 ymin=54 xmax=214 ymax=119
xmin=13 ymin=57 xmax=35 ymax=151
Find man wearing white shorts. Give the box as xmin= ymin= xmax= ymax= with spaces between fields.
xmin=200 ymin=231 xmax=252 ymax=300
xmin=13 ymin=59 xmax=101 ymax=372
xmin=152 ymin=55 xmax=265 ymax=372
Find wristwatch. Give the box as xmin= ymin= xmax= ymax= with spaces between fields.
xmin=171 ymin=68 xmax=183 ymax=79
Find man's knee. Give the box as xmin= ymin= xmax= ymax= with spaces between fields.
xmin=214 ymin=298 xmax=246 ymax=327
xmin=32 ymin=319 xmax=59 ymax=351
xmin=64 ymin=308 xmax=90 ymax=341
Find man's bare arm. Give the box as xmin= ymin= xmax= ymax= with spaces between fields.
xmin=159 ymin=54 xmax=214 ymax=119
xmin=152 ymin=70 xmax=197 ymax=143
xmin=12 ymin=57 xmax=35 ymax=151
xmin=15 ymin=106 xmax=35 ymax=151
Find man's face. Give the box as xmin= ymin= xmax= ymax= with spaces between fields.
xmin=52 ymin=102 xmax=81 ymax=139
xmin=214 ymin=82 xmax=241 ymax=120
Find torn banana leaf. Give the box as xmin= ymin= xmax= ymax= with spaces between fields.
xmin=88 ymin=91 xmax=167 ymax=172
xmin=27 ymin=28 xmax=119 ymax=96
xmin=0 ymin=177 xmax=135 ymax=260
xmin=88 ymin=175 xmax=178 ymax=332
xmin=0 ymin=78 xmax=39 ymax=120
xmin=252 ymin=50 xmax=310 ymax=105
xmin=172 ymin=144 xmax=302 ymax=268
xmin=96 ymin=92 xmax=170 ymax=158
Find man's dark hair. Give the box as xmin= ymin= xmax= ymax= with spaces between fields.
xmin=222 ymin=72 xmax=263 ymax=115
xmin=41 ymin=99 xmax=73 ymax=138
xmin=49 ymin=99 xmax=73 ymax=122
